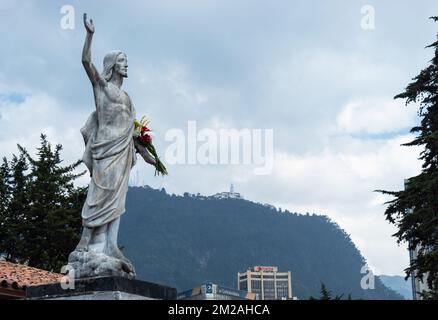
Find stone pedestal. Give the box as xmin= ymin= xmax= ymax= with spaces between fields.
xmin=26 ymin=276 xmax=176 ymax=300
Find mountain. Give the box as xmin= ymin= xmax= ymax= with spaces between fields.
xmin=119 ymin=186 xmax=404 ymax=300
xmin=379 ymin=275 xmax=412 ymax=300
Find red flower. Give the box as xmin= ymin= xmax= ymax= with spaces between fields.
xmin=139 ymin=133 xmax=152 ymax=144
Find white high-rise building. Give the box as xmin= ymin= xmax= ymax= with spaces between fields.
xmin=409 ymin=245 xmax=430 ymax=300
xmin=405 ymin=179 xmax=431 ymax=299
xmin=238 ymin=266 xmax=293 ymax=300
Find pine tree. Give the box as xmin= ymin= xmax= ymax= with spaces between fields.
xmin=0 ymin=134 xmax=86 ymax=272
xmin=377 ymin=17 xmax=438 ymax=299
xmin=0 ymin=157 xmax=12 ymax=257
xmin=309 ymin=282 xmax=344 ymax=300
xmin=20 ymin=134 xmax=86 ymax=271
xmin=320 ymin=283 xmax=332 ymax=300
xmin=1 ymin=151 xmax=30 ymax=262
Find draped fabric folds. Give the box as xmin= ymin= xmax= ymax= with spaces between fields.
xmin=80 ymin=111 xmax=136 ymax=228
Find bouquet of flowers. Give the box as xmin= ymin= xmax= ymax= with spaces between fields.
xmin=134 ymin=116 xmax=168 ymax=176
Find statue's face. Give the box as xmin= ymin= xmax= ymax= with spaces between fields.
xmin=114 ymin=53 xmax=128 ymax=78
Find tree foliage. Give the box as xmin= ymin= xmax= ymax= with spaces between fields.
xmin=377 ymin=17 xmax=438 ymax=299
xmin=309 ymin=283 xmax=345 ymax=300
xmin=0 ymin=134 xmax=86 ymax=272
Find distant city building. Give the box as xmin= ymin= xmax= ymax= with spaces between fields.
xmin=405 ymin=179 xmax=431 ymax=300
xmin=211 ymin=184 xmax=242 ymax=200
xmin=177 ymin=282 xmax=258 ymax=300
xmin=238 ymin=266 xmax=292 ymax=300
xmin=409 ymin=245 xmax=430 ymax=300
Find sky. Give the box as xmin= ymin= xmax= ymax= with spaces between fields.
xmin=0 ymin=0 xmax=437 ymax=276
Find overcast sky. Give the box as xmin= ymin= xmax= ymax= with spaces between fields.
xmin=1 ymin=0 xmax=437 ymax=276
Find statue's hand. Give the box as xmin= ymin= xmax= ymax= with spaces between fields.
xmin=83 ymin=13 xmax=95 ymax=34
xmin=134 ymin=139 xmax=157 ymax=166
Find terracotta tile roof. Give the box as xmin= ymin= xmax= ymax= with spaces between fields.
xmin=0 ymin=261 xmax=63 ymax=291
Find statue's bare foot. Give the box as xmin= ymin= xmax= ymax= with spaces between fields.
xmin=75 ymin=227 xmax=92 ymax=252
xmin=120 ymin=260 xmax=136 ymax=276
xmin=106 ymin=245 xmax=136 ymax=275
xmin=74 ymin=239 xmax=89 ymax=252
xmin=106 ymin=245 xmax=128 ymax=262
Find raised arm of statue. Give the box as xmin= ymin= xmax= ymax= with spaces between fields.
xmin=82 ymin=13 xmax=104 ymax=87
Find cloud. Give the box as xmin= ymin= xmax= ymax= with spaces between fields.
xmin=0 ymin=83 xmax=89 ymax=185
xmin=336 ymin=99 xmax=418 ymax=135
xmin=236 ymin=133 xmax=422 ymax=275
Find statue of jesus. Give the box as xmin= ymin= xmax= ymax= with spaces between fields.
xmin=68 ymin=13 xmax=156 ymax=279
